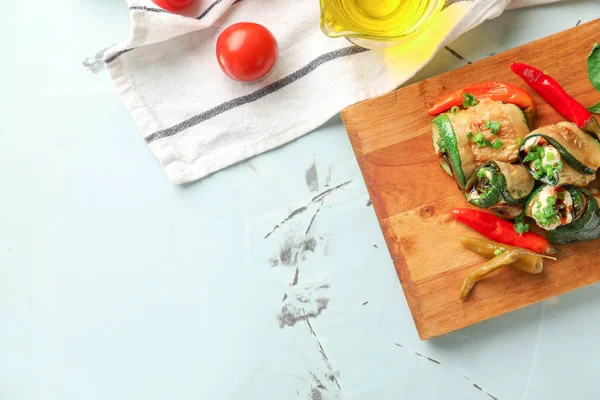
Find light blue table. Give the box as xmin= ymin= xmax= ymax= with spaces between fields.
xmin=2 ymin=1 xmax=600 ymax=399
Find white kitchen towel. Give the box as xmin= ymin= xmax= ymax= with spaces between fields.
xmin=105 ymin=0 xmax=562 ymax=184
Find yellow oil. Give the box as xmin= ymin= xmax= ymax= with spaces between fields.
xmin=321 ymin=0 xmax=444 ymax=40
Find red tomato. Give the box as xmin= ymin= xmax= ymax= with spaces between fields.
xmin=216 ymin=23 xmax=278 ymax=82
xmin=152 ymin=0 xmax=194 ymax=12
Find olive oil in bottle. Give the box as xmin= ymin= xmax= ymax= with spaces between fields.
xmin=320 ymin=0 xmax=443 ymax=41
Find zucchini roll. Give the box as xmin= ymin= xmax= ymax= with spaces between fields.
xmin=519 ymin=122 xmax=600 ymax=186
xmin=433 ymin=98 xmax=531 ymax=189
xmin=525 ymin=185 xmax=600 ymax=244
xmin=464 ymin=161 xmax=535 ymax=219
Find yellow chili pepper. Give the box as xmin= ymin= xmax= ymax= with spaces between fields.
xmin=459 ymin=250 xmax=522 ymax=300
xmin=458 ymin=236 xmax=552 ymax=274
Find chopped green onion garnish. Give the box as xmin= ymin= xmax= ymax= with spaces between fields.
xmin=472 ymin=133 xmax=485 ymax=147
xmin=537 ymin=147 xmax=545 ymax=158
xmin=523 ymin=146 xmax=540 ymax=162
xmin=489 ymin=121 xmax=501 ymax=135
xmin=534 ymin=196 xmax=560 ymax=228
xmin=555 ymin=160 xmax=564 ymax=172
xmin=462 ymin=93 xmax=478 ymax=108
xmin=514 ymin=215 xmax=530 ymax=235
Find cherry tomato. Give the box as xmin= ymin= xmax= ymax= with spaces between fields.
xmin=216 ymin=23 xmax=278 ymax=82
xmin=152 ymin=0 xmax=194 ymax=12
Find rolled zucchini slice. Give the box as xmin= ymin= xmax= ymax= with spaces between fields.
xmin=519 ymin=122 xmax=600 ymax=186
xmin=525 ymin=185 xmax=600 ymax=244
xmin=432 ymin=98 xmax=531 ymax=189
xmin=464 ymin=161 xmax=535 ymax=219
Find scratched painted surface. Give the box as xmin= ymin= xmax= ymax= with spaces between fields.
xmin=1 ymin=1 xmax=600 ymax=399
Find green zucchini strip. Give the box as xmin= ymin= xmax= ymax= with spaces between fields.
xmin=547 ymin=188 xmax=600 ymax=245
xmin=519 ymin=123 xmax=600 ymax=186
xmin=525 ymin=185 xmax=600 ymax=244
xmin=465 ymin=161 xmax=534 ymax=219
xmin=432 ymin=114 xmax=467 ymax=189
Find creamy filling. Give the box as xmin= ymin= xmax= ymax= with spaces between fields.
xmin=468 ymin=168 xmax=495 ymax=200
xmin=469 ymin=188 xmax=480 ymax=199
xmin=541 ymin=146 xmax=561 ymax=168
xmin=523 ymin=136 xmax=539 ymax=149
xmin=531 ymin=186 xmax=573 ymax=230
xmin=522 ymin=137 xmax=564 ymax=181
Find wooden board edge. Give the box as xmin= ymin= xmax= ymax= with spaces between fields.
xmin=341 ymin=108 xmax=365 ymax=157
xmin=412 ymin=257 xmax=600 ymax=340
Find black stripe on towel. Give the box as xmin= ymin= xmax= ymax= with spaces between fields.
xmin=144 ymin=45 xmax=370 ymax=144
xmin=196 ymin=0 xmax=243 ymax=19
xmin=128 ymin=0 xmax=241 ymax=19
xmin=105 ymin=48 xmax=134 ymax=64
xmin=196 ymin=0 xmax=224 ymax=19
xmin=129 ymin=5 xmax=172 ymax=13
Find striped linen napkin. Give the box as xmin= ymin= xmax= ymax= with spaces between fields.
xmin=105 ymin=0 xmax=562 ymax=184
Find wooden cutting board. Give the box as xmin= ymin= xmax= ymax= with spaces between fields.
xmin=341 ymin=19 xmax=600 ymax=340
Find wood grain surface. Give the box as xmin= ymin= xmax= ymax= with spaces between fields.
xmin=341 ymin=19 xmax=600 ymax=340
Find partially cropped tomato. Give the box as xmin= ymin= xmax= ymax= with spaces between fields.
xmin=216 ymin=23 xmax=278 ymax=82
xmin=152 ymin=0 xmax=194 ymax=12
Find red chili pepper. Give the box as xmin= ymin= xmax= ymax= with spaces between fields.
xmin=427 ymin=81 xmax=536 ymax=117
xmin=510 ymin=62 xmax=600 ymax=138
xmin=451 ymin=208 xmax=559 ymax=256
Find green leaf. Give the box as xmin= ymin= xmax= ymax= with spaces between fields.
xmin=588 ymin=101 xmax=600 ymax=113
xmin=588 ymin=44 xmax=600 ymax=94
